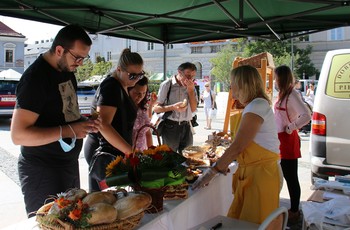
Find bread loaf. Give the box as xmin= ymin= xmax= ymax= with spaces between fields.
xmin=82 ymin=191 xmax=117 ymax=206
xmin=87 ymin=203 xmax=118 ymax=225
xmin=114 ymin=193 xmax=152 ymax=220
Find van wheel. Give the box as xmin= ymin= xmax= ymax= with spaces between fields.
xmin=311 ymin=172 xmax=328 ymax=184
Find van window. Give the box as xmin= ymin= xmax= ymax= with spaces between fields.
xmin=326 ymin=54 xmax=350 ymax=99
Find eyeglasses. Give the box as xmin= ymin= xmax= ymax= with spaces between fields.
xmin=126 ymin=70 xmax=145 ymax=81
xmin=205 ymin=85 xmax=209 ymax=87
xmin=66 ymin=49 xmax=90 ymax=63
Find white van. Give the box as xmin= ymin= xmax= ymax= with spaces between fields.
xmin=310 ymin=49 xmax=350 ymax=181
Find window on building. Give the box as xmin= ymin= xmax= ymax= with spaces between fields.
xmin=330 ymin=28 xmax=344 ymax=41
xmin=210 ymin=45 xmax=221 ymax=53
xmin=191 ymin=47 xmax=202 ymax=54
xmin=167 ymin=44 xmax=173 ymax=49
xmin=107 ymin=51 xmax=112 ymax=61
xmin=126 ymin=40 xmax=132 ymax=49
xmin=5 ymin=49 xmax=14 ymax=63
xmin=147 ymin=42 xmax=154 ymax=50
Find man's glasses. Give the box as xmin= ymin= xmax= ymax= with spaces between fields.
xmin=126 ymin=70 xmax=145 ymax=81
xmin=66 ymin=50 xmax=90 ymax=63
xmin=205 ymin=85 xmax=209 ymax=87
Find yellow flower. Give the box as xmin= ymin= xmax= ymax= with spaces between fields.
xmin=105 ymin=156 xmax=123 ymax=177
xmin=156 ymin=144 xmax=172 ymax=152
xmin=143 ymin=148 xmax=156 ymax=155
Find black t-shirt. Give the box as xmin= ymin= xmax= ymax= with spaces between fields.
xmin=16 ymin=55 xmax=83 ymax=166
xmin=91 ymin=76 xmax=137 ymax=149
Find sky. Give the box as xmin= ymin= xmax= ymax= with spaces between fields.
xmin=0 ymin=15 xmax=63 ymax=44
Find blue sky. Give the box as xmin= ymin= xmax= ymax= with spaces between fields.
xmin=0 ymin=15 xmax=62 ymax=44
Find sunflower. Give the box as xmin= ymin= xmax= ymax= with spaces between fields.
xmin=105 ymin=156 xmax=123 ymax=177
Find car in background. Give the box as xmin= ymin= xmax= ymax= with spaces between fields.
xmin=0 ymin=77 xmax=19 ymax=118
xmin=77 ymin=83 xmax=96 ymax=117
xmin=310 ymin=49 xmax=350 ymax=182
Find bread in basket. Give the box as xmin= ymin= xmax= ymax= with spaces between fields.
xmin=36 ymin=188 xmax=151 ymax=230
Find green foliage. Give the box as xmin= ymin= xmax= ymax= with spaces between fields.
xmin=75 ymin=60 xmax=93 ymax=82
xmin=209 ymin=44 xmax=241 ymax=91
xmin=295 ymin=45 xmax=319 ymax=79
xmin=91 ymin=61 xmax=112 ymax=76
xmin=210 ymin=38 xmax=318 ymax=89
xmin=148 ymin=81 xmax=161 ymax=94
xmin=75 ymin=60 xmax=112 ymax=82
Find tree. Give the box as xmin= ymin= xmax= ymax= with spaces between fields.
xmin=75 ymin=60 xmax=93 ymax=82
xmin=244 ymin=39 xmax=292 ymax=67
xmin=91 ymin=60 xmax=112 ymax=76
xmin=209 ymin=44 xmax=242 ymax=91
xmin=294 ymin=45 xmax=318 ymax=79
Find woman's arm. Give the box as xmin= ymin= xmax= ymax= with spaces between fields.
xmin=287 ymin=91 xmax=312 ymax=131
xmin=97 ymin=105 xmax=132 ymax=156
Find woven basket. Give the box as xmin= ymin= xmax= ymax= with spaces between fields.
xmin=36 ymin=190 xmax=145 ymax=230
xmin=132 ymin=124 xmax=165 ymax=213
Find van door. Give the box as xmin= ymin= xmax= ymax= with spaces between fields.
xmin=314 ymin=51 xmax=350 ymax=166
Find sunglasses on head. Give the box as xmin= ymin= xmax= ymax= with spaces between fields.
xmin=126 ymin=70 xmax=145 ymax=80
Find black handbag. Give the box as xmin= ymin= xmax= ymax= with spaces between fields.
xmin=191 ymin=114 xmax=199 ymax=127
xmin=155 ymin=111 xmax=172 ymax=135
xmin=89 ymin=146 xmax=118 ymax=182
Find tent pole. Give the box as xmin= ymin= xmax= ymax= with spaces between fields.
xmin=163 ymin=43 xmax=167 ymax=81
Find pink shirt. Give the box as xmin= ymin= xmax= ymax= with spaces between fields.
xmin=132 ymin=108 xmax=151 ymax=151
xmin=274 ymin=89 xmax=311 ymax=133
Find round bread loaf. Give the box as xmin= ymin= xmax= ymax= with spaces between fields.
xmin=182 ymin=146 xmax=204 ymax=159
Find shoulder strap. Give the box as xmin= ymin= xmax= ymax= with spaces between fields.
xmin=165 ymin=79 xmax=172 ymax=105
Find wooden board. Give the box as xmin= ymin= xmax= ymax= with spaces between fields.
xmin=223 ymin=53 xmax=274 ymax=134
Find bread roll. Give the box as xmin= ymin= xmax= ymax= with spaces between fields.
xmin=87 ymin=203 xmax=117 ymax=225
xmin=82 ymin=191 xmax=117 ymax=206
xmin=114 ymin=193 xmax=152 ymax=220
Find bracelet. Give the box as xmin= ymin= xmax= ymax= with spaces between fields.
xmin=67 ymin=124 xmax=77 ymax=139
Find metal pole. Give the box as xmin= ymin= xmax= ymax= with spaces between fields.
xmin=163 ymin=43 xmax=167 ymax=81
xmin=291 ymin=32 xmax=294 ymax=72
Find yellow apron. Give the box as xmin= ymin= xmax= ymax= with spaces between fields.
xmin=227 ymin=112 xmax=280 ymax=224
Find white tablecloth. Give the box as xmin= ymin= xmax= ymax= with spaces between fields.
xmin=5 ymin=163 xmax=238 ymax=230
xmin=138 ymin=163 xmax=238 ymax=230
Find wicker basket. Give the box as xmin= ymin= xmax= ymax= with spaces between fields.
xmin=132 ymin=124 xmax=165 ymax=213
xmin=36 ymin=189 xmax=145 ymax=230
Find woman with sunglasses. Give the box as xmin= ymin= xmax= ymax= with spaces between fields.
xmin=84 ymin=48 xmax=144 ymax=192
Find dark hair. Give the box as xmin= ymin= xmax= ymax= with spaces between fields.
xmin=49 ymin=24 xmax=92 ymax=53
xmin=118 ymin=48 xmax=144 ymax=70
xmin=275 ymin=65 xmax=294 ymax=106
xmin=128 ymin=77 xmax=149 ymax=110
xmin=178 ymin=62 xmax=197 ymax=72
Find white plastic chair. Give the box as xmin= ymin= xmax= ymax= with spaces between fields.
xmin=258 ymin=206 xmax=289 ymax=230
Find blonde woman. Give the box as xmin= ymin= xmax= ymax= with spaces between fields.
xmin=84 ymin=48 xmax=144 ymax=192
xmin=193 ymin=65 xmax=281 ymax=224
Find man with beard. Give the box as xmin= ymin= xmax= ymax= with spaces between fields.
xmin=154 ymin=62 xmax=198 ymax=154
xmin=11 ymin=24 xmax=100 ymax=217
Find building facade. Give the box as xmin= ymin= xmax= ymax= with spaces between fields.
xmin=0 ymin=22 xmax=26 ymax=74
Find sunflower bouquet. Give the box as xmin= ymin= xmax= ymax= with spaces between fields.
xmin=103 ymin=144 xmax=187 ymax=189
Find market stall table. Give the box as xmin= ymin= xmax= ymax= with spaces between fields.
xmin=5 ymin=163 xmax=238 ymax=230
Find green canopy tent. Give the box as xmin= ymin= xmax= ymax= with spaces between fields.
xmin=1 ymin=0 xmax=349 ymax=76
